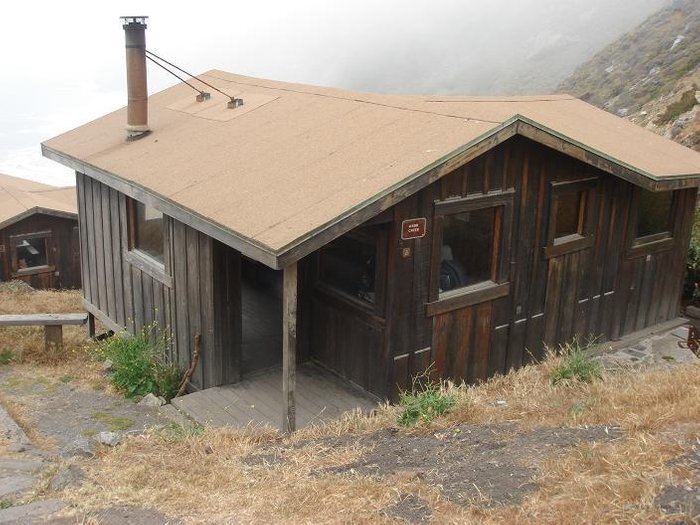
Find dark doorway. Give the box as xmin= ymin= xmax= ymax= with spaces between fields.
xmin=241 ymin=257 xmax=282 ymax=375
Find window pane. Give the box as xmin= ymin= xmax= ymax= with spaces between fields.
xmin=16 ymin=237 xmax=48 ymax=270
xmin=134 ymin=202 xmax=164 ymax=263
xmin=440 ymin=207 xmax=495 ymax=293
xmin=320 ymin=234 xmax=376 ymax=304
xmin=636 ymin=190 xmax=672 ymax=239
xmin=554 ymin=191 xmax=582 ymax=238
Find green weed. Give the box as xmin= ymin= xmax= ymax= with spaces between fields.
xmin=398 ymin=372 xmax=455 ymax=426
xmin=0 ymin=350 xmax=13 ymax=365
xmin=91 ymin=411 xmax=134 ymax=432
xmin=95 ymin=324 xmax=181 ymax=400
xmin=551 ymin=338 xmax=602 ymax=385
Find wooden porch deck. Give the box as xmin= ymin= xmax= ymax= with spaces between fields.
xmin=172 ymin=362 xmax=379 ymax=429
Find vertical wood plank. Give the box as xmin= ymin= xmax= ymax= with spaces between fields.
xmin=91 ymin=180 xmax=107 ymax=311
xmin=101 ymin=185 xmax=116 ymax=320
xmin=109 ymin=188 xmax=125 ymax=327
xmin=118 ymin=193 xmax=135 ymax=333
xmin=282 ymin=262 xmax=298 ymax=433
xmin=75 ymin=173 xmax=91 ymax=303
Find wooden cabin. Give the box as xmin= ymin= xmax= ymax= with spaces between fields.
xmin=40 ymin=20 xmax=700 ymax=431
xmin=0 ymin=174 xmax=80 ymax=289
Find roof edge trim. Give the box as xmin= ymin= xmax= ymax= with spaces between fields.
xmin=40 ymin=144 xmax=280 ymax=269
xmin=0 ymin=206 xmax=77 ymax=231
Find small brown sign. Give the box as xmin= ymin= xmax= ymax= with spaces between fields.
xmin=0 ymin=244 xmax=4 ymax=253
xmin=401 ymin=218 xmax=426 ymax=240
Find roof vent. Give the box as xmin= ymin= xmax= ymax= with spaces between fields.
xmin=121 ymin=16 xmax=150 ymax=141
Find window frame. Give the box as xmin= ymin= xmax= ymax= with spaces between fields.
xmin=626 ymin=188 xmax=677 ymax=258
xmin=544 ymin=177 xmax=597 ymax=259
xmin=9 ymin=230 xmax=53 ymax=277
xmin=125 ymin=198 xmax=172 ymax=286
xmin=426 ymin=190 xmax=514 ymax=317
xmin=315 ymin=224 xmax=388 ymax=318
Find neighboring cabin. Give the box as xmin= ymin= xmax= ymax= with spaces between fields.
xmin=42 ymin=19 xmax=700 ymax=431
xmin=0 ymin=174 xmax=80 ymax=289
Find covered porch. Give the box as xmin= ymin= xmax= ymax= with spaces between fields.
xmin=171 ymin=361 xmax=378 ymax=429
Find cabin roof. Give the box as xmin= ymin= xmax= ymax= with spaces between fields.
xmin=42 ymin=70 xmax=700 ymax=268
xmin=0 ymin=173 xmax=77 ymax=230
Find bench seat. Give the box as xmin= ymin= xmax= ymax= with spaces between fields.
xmin=0 ymin=313 xmax=89 ymax=352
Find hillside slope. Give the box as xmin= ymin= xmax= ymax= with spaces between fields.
xmin=559 ymin=0 xmax=699 ymax=151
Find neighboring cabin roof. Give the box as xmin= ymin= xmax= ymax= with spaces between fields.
xmin=0 ymin=173 xmax=77 ymax=230
xmin=41 ymin=70 xmax=700 ymax=268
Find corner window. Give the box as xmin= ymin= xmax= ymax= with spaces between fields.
xmin=11 ymin=231 xmax=51 ymax=273
xmin=129 ymin=200 xmax=164 ymax=264
xmin=635 ymin=189 xmax=673 ymax=241
xmin=319 ymin=229 xmax=377 ymax=305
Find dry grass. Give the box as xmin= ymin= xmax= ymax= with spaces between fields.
xmin=0 ymin=288 xmax=108 ymax=408
xmin=61 ymin=359 xmax=700 ymax=524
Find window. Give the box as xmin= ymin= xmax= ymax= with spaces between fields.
xmin=626 ymin=188 xmax=676 ymax=258
xmin=11 ymin=231 xmax=51 ymax=274
xmin=130 ymin=200 xmax=164 ymax=264
xmin=553 ymin=191 xmax=583 ymax=239
xmin=427 ymin=191 xmax=513 ymax=316
xmin=545 ymin=177 xmax=597 ymax=258
xmin=635 ymin=189 xmax=672 ymax=240
xmin=319 ymin=230 xmax=377 ymax=305
xmin=439 ymin=207 xmax=495 ymax=293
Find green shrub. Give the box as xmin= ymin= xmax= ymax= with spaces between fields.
xmin=398 ymin=374 xmax=455 ymax=426
xmin=551 ymin=338 xmax=602 ymax=385
xmin=96 ymin=325 xmax=181 ymax=400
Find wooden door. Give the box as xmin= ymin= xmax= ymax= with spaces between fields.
xmin=542 ymin=178 xmax=598 ymax=348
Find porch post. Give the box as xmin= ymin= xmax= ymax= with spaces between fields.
xmin=282 ymin=262 xmax=297 ymax=433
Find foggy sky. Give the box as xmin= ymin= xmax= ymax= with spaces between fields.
xmin=0 ymin=0 xmax=667 ymax=186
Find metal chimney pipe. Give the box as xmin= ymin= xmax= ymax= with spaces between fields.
xmin=121 ymin=16 xmax=150 ymax=140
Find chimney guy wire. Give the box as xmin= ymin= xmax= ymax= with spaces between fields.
xmin=145 ymin=49 xmax=242 ymax=105
xmin=145 ymin=55 xmax=205 ymax=97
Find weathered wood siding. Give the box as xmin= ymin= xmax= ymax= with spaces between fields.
xmin=387 ymin=136 xmax=696 ymax=396
xmin=76 ymin=173 xmax=238 ymax=389
xmin=0 ymin=213 xmax=80 ymax=289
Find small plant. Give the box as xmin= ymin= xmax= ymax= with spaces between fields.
xmin=0 ymin=349 xmax=14 ymax=365
xmin=551 ymin=337 xmax=602 ymax=385
xmin=398 ymin=370 xmax=455 ymax=426
xmin=96 ymin=324 xmax=182 ymax=400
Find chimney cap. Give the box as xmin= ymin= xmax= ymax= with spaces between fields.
xmin=120 ymin=16 xmax=148 ymax=26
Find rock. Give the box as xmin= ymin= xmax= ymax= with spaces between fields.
xmin=97 ymin=431 xmax=122 ymax=447
xmin=102 ymin=359 xmax=113 ymax=372
xmin=685 ymin=305 xmax=700 ymax=319
xmin=50 ymin=465 xmax=84 ymax=491
xmin=137 ymin=393 xmax=165 ymax=407
xmin=60 ymin=437 xmax=94 ymax=458
xmin=0 ymin=474 xmax=34 ymax=498
xmin=0 ymin=499 xmax=65 ymax=524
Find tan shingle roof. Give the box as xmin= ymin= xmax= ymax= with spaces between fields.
xmin=42 ymin=70 xmax=700 ymax=263
xmin=0 ymin=173 xmax=77 ymax=230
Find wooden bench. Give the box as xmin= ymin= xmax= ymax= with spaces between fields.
xmin=0 ymin=313 xmax=89 ymax=352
